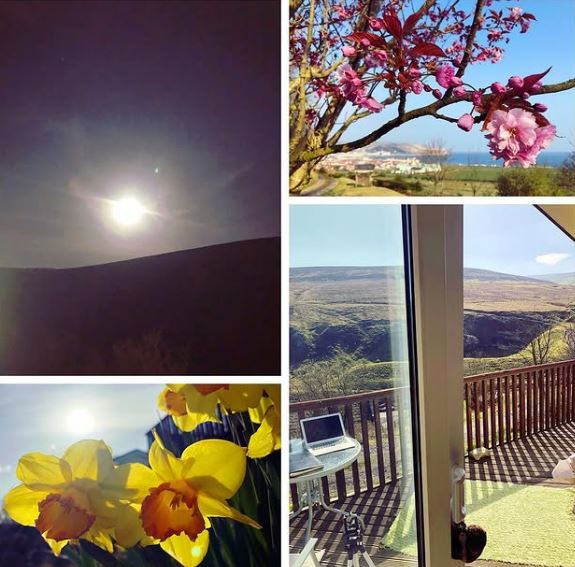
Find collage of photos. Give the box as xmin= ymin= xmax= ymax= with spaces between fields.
xmin=0 ymin=1 xmax=574 ymax=567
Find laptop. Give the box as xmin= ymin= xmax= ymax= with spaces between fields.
xmin=300 ymin=412 xmax=356 ymax=456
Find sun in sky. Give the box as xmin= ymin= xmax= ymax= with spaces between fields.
xmin=65 ymin=408 xmax=96 ymax=435
xmin=110 ymin=196 xmax=149 ymax=228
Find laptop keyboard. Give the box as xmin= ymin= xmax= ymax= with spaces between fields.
xmin=310 ymin=438 xmax=354 ymax=456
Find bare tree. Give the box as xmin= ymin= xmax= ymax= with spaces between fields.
xmin=420 ymin=138 xmax=451 ymax=195
xmin=524 ymin=326 xmax=554 ymax=366
xmin=564 ymin=304 xmax=575 ymax=360
xmin=291 ymin=348 xmax=361 ymax=401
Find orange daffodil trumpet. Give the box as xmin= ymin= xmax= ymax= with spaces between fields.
xmin=158 ymin=384 xmax=281 ymax=459
xmin=122 ymin=433 xmax=261 ymax=566
xmin=3 ymin=440 xmax=147 ymax=555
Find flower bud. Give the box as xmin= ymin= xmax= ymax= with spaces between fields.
xmin=530 ymin=81 xmax=543 ymax=93
xmin=449 ymin=76 xmax=463 ymax=87
xmin=342 ymin=45 xmax=357 ymax=57
xmin=432 ymin=89 xmax=442 ymax=99
xmin=457 ymin=113 xmax=474 ymax=132
xmin=533 ymin=102 xmax=548 ymax=112
xmin=507 ymin=76 xmax=523 ymax=90
xmin=369 ymin=18 xmax=384 ymax=30
xmin=453 ymin=86 xmax=466 ymax=97
xmin=490 ymin=82 xmax=506 ymax=94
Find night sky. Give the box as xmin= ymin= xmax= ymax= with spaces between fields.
xmin=0 ymin=1 xmax=279 ymax=268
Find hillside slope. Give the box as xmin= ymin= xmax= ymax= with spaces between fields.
xmin=0 ymin=237 xmax=280 ymax=375
xmin=290 ymin=266 xmax=573 ymax=366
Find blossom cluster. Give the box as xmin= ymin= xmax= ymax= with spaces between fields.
xmin=453 ymin=69 xmax=556 ymax=167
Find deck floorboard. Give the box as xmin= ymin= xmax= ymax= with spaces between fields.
xmin=290 ymin=421 xmax=575 ymax=567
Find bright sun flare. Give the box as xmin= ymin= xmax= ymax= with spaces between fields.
xmin=66 ymin=408 xmax=96 ymax=435
xmin=110 ymin=197 xmax=147 ymax=227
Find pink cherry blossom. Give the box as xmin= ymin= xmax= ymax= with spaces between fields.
xmin=411 ymin=80 xmax=423 ymax=95
xmin=337 ymin=64 xmax=364 ymax=100
xmin=449 ymin=76 xmax=463 ymax=87
xmin=342 ymin=45 xmax=357 ymax=57
xmin=490 ymin=82 xmax=506 ymax=94
xmin=471 ymin=91 xmax=483 ymax=106
xmin=453 ymin=86 xmax=466 ymax=97
xmin=485 ymin=108 xmax=556 ymax=167
xmin=436 ymin=64 xmax=456 ymax=88
xmin=357 ymin=95 xmax=385 ymax=112
xmin=365 ymin=50 xmax=388 ymax=68
xmin=457 ymin=114 xmax=474 ymax=132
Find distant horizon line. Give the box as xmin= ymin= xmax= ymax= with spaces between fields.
xmin=290 ymin=264 xmax=575 ymax=278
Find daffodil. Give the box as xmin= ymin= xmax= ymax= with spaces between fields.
xmin=122 ymin=434 xmax=261 ymax=567
xmin=159 ymin=384 xmax=264 ymax=432
xmin=3 ymin=440 xmax=146 ymax=555
xmin=247 ymin=384 xmax=281 ymax=459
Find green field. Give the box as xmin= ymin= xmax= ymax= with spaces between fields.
xmin=322 ymin=165 xmax=559 ymax=197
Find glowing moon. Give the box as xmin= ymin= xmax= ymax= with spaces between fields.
xmin=66 ymin=408 xmax=96 ymax=435
xmin=110 ymin=197 xmax=147 ymax=227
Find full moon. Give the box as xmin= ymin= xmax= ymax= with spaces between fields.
xmin=66 ymin=408 xmax=96 ymax=435
xmin=110 ymin=197 xmax=147 ymax=227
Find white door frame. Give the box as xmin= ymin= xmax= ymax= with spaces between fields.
xmin=409 ymin=205 xmax=465 ymax=567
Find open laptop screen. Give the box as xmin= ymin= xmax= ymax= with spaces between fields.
xmin=301 ymin=413 xmax=344 ymax=444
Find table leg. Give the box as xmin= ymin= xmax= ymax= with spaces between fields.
xmin=318 ymin=481 xmax=348 ymax=517
xmin=305 ymin=480 xmax=314 ymax=542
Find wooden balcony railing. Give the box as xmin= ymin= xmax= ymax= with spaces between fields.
xmin=290 ymin=387 xmax=411 ymax=507
xmin=290 ymin=359 xmax=575 ymax=506
xmin=464 ymin=359 xmax=575 ymax=453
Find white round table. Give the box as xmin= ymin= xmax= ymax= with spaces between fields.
xmin=289 ymin=438 xmax=362 ymax=542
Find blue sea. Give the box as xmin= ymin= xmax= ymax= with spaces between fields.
xmin=447 ymin=151 xmax=570 ymax=167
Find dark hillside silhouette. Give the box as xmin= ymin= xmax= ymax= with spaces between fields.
xmin=0 ymin=237 xmax=280 ymax=375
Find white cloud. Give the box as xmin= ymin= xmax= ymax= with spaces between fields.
xmin=535 ymin=253 xmax=571 ymax=265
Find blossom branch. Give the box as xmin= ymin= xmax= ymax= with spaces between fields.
xmin=456 ymin=0 xmax=486 ymax=77
xmin=301 ymin=77 xmax=575 ymax=159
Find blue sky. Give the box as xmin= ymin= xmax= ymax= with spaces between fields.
xmin=342 ymin=1 xmax=575 ymax=152
xmin=0 ymin=384 xmax=163 ymax=499
xmin=290 ymin=204 xmax=575 ymax=275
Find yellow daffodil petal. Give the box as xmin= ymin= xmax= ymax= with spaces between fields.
xmin=248 ymin=396 xmax=273 ymax=425
xmin=264 ymin=384 xmax=281 ymax=409
xmin=45 ymin=537 xmax=69 ymax=555
xmin=247 ymin=408 xmax=281 ymax=459
xmin=84 ymin=529 xmax=114 ymax=553
xmin=101 ymin=462 xmax=160 ymax=502
xmin=149 ymin=439 xmax=183 ymax=481
xmin=181 ymin=440 xmax=246 ymax=499
xmin=16 ymin=453 xmax=71 ymax=489
xmin=3 ymin=484 xmax=48 ymax=526
xmin=63 ymin=440 xmax=114 ymax=482
xmin=173 ymin=411 xmax=218 ymax=432
xmin=112 ymin=503 xmax=148 ymax=549
xmin=174 ymin=384 xmax=222 ymax=416
xmin=160 ymin=530 xmax=210 ymax=567
xmin=198 ymin=494 xmax=261 ymax=530
xmin=220 ymin=385 xmax=265 ymax=412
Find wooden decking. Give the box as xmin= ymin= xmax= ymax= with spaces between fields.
xmin=290 ymin=421 xmax=575 ymax=567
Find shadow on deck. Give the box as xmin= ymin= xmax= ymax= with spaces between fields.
xmin=290 ymin=421 xmax=575 ymax=567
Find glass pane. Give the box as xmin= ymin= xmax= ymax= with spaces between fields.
xmin=462 ymin=204 xmax=575 ymax=567
xmin=289 ymin=204 xmax=421 ymax=566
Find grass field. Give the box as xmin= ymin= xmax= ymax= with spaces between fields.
xmin=322 ymin=165 xmax=558 ymax=197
